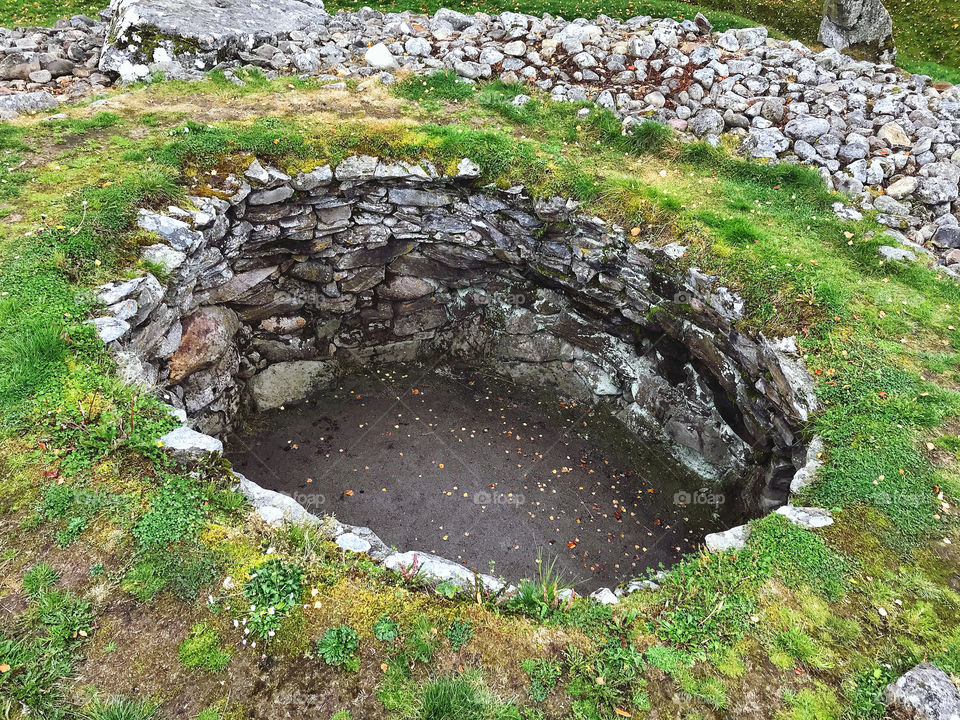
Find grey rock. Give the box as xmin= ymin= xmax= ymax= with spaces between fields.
xmin=87 ymin=316 xmax=130 ymax=343
xmin=384 ymin=550 xmax=505 ymax=592
xmin=917 ymin=177 xmax=959 ymax=204
xmin=883 ymin=663 xmax=960 ymax=720
xmin=878 ymin=245 xmax=916 ymax=262
xmin=688 ymin=109 xmax=724 ymax=137
xmin=819 ymin=0 xmax=895 ymax=63
xmin=776 ymin=505 xmax=834 ymax=529
xmin=101 ymin=0 xmax=327 ymax=70
xmin=590 ymin=587 xmax=619 ymax=605
xmin=742 ymin=128 xmax=790 ymax=158
xmin=137 ymin=210 xmax=204 ymax=252
xmin=704 ymin=524 xmax=750 ymax=552
xmin=336 ymin=532 xmax=372 ymax=553
xmin=0 ymin=91 xmax=58 ymax=116
xmin=248 ymin=360 xmax=338 ymax=411
xmin=365 ymin=43 xmax=397 ymax=69
xmin=785 ymin=116 xmax=831 ymax=143
xmin=159 ymin=426 xmax=223 ymax=460
xmin=291 ymin=165 xmax=332 ymax=191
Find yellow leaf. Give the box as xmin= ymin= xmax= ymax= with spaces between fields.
xmin=0 ymin=664 xmax=10 ymax=673
xmin=615 ymin=710 xmax=632 ymax=718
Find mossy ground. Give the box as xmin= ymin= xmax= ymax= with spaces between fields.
xmin=0 ymin=70 xmax=957 ymax=720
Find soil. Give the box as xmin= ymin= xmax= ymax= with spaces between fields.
xmin=226 ymin=364 xmax=743 ymax=592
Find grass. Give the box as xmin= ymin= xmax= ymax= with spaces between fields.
xmin=0 ymin=73 xmax=957 ymax=719
xmin=0 ymin=0 xmax=103 ymax=27
xmin=178 ymin=623 xmax=231 ymax=672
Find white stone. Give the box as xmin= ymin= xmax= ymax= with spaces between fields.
xmin=590 ymin=587 xmax=620 ymax=605
xmin=776 ymin=505 xmax=834 ymax=529
xmin=384 ymin=550 xmax=504 ymax=592
xmin=159 ymin=426 xmax=223 ymax=460
xmin=704 ymin=524 xmax=750 ymax=552
xmin=336 ymin=532 xmax=372 ymax=553
xmin=87 ymin=316 xmax=130 ymax=343
xmin=364 ymin=43 xmax=397 ymax=69
xmin=141 ymin=243 xmax=186 ymax=273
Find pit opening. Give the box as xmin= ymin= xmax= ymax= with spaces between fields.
xmin=135 ymin=156 xmax=817 ymax=588
xmin=227 ymin=364 xmax=742 ymax=591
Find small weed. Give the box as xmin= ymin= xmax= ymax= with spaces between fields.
xmin=521 ymin=658 xmax=561 ymax=702
xmin=243 ymin=558 xmax=304 ymax=638
xmin=420 ymin=676 xmax=486 ymax=720
xmin=445 ymin=618 xmax=473 ymax=651
xmin=83 ymin=697 xmax=159 ymax=720
xmin=373 ymin=615 xmax=399 ymax=643
xmin=316 ymin=625 xmax=360 ymax=671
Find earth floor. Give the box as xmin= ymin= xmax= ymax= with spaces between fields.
xmin=227 ymin=365 xmax=737 ymax=591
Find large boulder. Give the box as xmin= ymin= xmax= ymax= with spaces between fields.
xmin=100 ymin=0 xmax=328 ymax=73
xmin=819 ymin=0 xmax=895 ymax=62
xmin=883 ymin=663 xmax=960 ymax=720
xmin=247 ymin=360 xmax=337 ymax=411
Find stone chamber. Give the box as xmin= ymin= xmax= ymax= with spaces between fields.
xmin=91 ymin=153 xmax=821 ymax=594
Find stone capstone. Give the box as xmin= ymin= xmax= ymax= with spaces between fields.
xmin=101 ymin=0 xmax=328 ymax=72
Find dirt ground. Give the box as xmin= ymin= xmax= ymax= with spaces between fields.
xmin=227 ymin=365 xmax=741 ymax=591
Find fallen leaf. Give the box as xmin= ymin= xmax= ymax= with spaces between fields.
xmin=0 ymin=664 xmax=9 ymax=673
xmin=344 ymin=489 xmax=355 ymax=496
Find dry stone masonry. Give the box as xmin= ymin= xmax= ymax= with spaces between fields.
xmin=86 ymin=153 xmax=833 ymax=601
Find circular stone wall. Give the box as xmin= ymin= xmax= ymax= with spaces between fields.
xmin=92 ymin=154 xmax=818 ymax=524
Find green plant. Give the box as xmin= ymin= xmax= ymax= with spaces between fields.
xmin=373 ymin=615 xmax=399 ymax=643
xmin=84 ymin=697 xmax=159 ymax=720
xmin=134 ymin=475 xmax=205 ymax=548
xmin=243 ymin=558 xmax=304 ymax=638
xmin=445 ymin=619 xmax=473 ymax=651
xmin=434 ymin=580 xmax=459 ymax=599
xmin=420 ymin=676 xmax=486 ymax=720
xmin=395 ymin=70 xmax=476 ymax=109
xmin=22 ymin=563 xmax=59 ymax=597
xmin=404 ymin=616 xmax=439 ymax=665
xmin=56 ymin=515 xmax=88 ymax=546
xmin=521 ymin=658 xmax=561 ymax=702
xmin=626 ymin=120 xmax=672 ymax=154
xmin=316 ymin=625 xmax=360 ymax=670
xmin=178 ymin=622 xmax=231 ymax=672
xmin=508 ymin=550 xmax=570 ymax=620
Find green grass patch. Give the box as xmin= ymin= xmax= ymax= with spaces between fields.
xmin=178 ymin=622 xmax=231 ymax=672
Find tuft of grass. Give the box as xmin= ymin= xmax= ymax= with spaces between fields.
xmin=419 ymin=676 xmax=486 ymax=720
xmin=395 ymin=70 xmax=477 ymax=109
xmin=316 ymin=624 xmax=361 ymax=670
xmin=22 ymin=562 xmax=59 ymax=598
xmin=83 ymin=697 xmax=159 ymax=720
xmin=625 ymin=120 xmax=673 ymax=154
